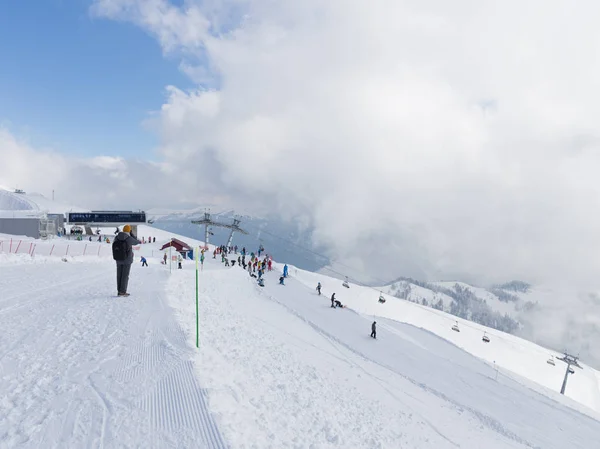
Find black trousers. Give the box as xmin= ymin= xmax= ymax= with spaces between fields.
xmin=116 ymin=263 xmax=132 ymax=294
xmin=370 ymin=331 xmax=376 ymax=338
xmin=142 ymin=260 xmax=148 ymax=267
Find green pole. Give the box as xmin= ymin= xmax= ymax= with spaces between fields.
xmin=195 ymin=245 xmax=199 ymax=348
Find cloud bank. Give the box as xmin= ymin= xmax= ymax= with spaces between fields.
xmin=7 ymin=0 xmax=600 ymax=293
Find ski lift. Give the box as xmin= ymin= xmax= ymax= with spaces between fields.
xmin=342 ymin=277 xmax=350 ymax=288
xmin=451 ymin=321 xmax=460 ymax=332
xmin=547 ymin=356 xmax=555 ymax=366
xmin=568 ymin=367 xmax=575 ymax=374
xmin=378 ymin=292 xmax=386 ymax=304
xmin=482 ymin=332 xmax=490 ymax=343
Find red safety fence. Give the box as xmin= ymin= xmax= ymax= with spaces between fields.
xmin=0 ymin=239 xmax=115 ymax=258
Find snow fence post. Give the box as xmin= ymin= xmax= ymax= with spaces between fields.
xmin=195 ymin=245 xmax=199 ymax=348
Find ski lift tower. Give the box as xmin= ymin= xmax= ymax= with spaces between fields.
xmin=191 ymin=211 xmax=218 ymax=249
xmin=557 ymin=353 xmax=582 ymax=395
xmin=225 ymin=217 xmax=248 ymax=248
xmin=191 ymin=212 xmax=248 ymax=250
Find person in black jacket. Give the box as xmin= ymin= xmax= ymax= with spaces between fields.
xmin=113 ymin=224 xmax=140 ymax=297
xmin=370 ymin=321 xmax=377 ymax=339
xmin=331 ymin=293 xmax=336 ymax=308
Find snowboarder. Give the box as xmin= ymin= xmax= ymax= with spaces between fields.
xmin=258 ymin=277 xmax=265 ymax=287
xmin=279 ymin=276 xmax=285 ymax=285
xmin=283 ymin=264 xmax=289 ymax=278
xmin=334 ymin=300 xmax=343 ymax=308
xmin=316 ymin=282 xmax=322 ymax=295
xmin=112 ymin=224 xmax=140 ymax=297
xmin=140 ymin=256 xmax=148 ymax=267
xmin=331 ymin=293 xmax=336 ymax=308
xmin=371 ymin=321 xmax=377 ymax=339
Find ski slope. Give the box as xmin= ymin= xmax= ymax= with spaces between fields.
xmin=2 ymin=229 xmax=600 ymax=448
xmin=0 ymin=257 xmax=226 ymax=448
xmin=167 ymin=256 xmax=600 ymax=448
xmin=287 ymin=264 xmax=600 ymax=415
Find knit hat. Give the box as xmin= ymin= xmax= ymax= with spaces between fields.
xmin=123 ymin=224 xmax=132 ymax=233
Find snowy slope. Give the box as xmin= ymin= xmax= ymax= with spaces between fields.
xmin=2 ymin=229 xmax=600 ymax=448
xmin=0 ymin=250 xmax=226 ymax=448
xmin=286 ymin=264 xmax=600 ymax=415
xmin=167 ymin=257 xmax=600 ymax=448
xmin=0 ymin=186 xmax=87 ymax=214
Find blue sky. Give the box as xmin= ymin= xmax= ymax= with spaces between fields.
xmin=0 ymin=0 xmax=191 ymax=158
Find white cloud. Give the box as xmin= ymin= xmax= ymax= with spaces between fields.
xmin=5 ymin=1 xmax=600 ymax=340
xmin=89 ymin=0 xmax=600 ymax=287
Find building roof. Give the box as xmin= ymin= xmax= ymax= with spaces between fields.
xmin=160 ymin=238 xmax=192 ymax=251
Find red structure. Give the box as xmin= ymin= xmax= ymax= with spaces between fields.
xmin=160 ymin=238 xmax=192 ymax=254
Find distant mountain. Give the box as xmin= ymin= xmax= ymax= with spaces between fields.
xmin=380 ymin=277 xmax=600 ymax=369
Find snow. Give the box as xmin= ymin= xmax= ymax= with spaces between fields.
xmin=1 ymin=230 xmax=599 ymax=448
xmin=0 ymin=187 xmax=87 ymax=214
xmin=285 ymin=263 xmax=600 ymax=415
xmin=0 ymin=256 xmax=226 ymax=448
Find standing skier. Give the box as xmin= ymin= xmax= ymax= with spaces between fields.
xmin=316 ymin=282 xmax=322 ymax=295
xmin=140 ymin=256 xmax=148 ymax=267
xmin=371 ymin=321 xmax=377 ymax=339
xmin=331 ymin=293 xmax=336 ymax=308
xmin=112 ymin=224 xmax=140 ymax=297
xmin=283 ymin=264 xmax=289 ymax=278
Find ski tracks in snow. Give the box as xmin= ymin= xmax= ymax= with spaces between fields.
xmin=0 ymin=261 xmax=227 ymax=449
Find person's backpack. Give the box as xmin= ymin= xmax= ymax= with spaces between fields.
xmin=112 ymin=239 xmax=129 ymax=261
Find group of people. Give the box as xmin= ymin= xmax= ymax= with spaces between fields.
xmin=112 ymin=230 xmax=380 ymax=338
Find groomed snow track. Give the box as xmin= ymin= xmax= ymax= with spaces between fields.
xmin=0 ymin=260 xmax=228 ymax=449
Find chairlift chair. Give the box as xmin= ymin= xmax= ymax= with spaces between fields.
xmin=451 ymin=321 xmax=460 ymax=332
xmin=482 ymin=332 xmax=490 ymax=343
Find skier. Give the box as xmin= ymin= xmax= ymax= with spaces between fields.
xmin=258 ymin=268 xmax=263 ymax=279
xmin=279 ymin=275 xmax=285 ymax=285
xmin=316 ymin=282 xmax=322 ymax=295
xmin=283 ymin=264 xmax=289 ymax=278
xmin=331 ymin=293 xmax=336 ymax=308
xmin=112 ymin=224 xmax=140 ymax=297
xmin=178 ymin=254 xmax=182 ymax=269
xmin=163 ymin=253 xmax=167 ymax=265
xmin=267 ymin=258 xmax=272 ymax=271
xmin=140 ymin=256 xmax=148 ymax=267
xmin=371 ymin=321 xmax=377 ymax=339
